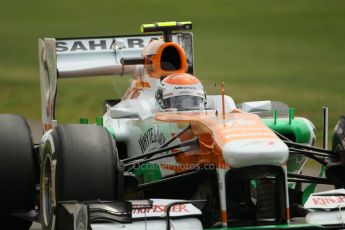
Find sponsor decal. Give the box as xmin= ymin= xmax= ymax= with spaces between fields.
xmin=311 ymin=196 xmax=345 ymax=206
xmin=304 ymin=189 xmax=345 ymax=209
xmin=197 ymin=91 xmax=205 ymax=97
xmin=56 ymin=40 xmax=108 ymax=52
xmin=131 ymin=199 xmax=201 ymax=219
xmin=56 ymin=37 xmax=160 ymax=52
xmin=139 ymin=126 xmax=166 ymax=153
xmin=174 ymin=86 xmax=197 ymax=90
xmin=179 ymin=91 xmax=194 ymax=95
xmin=226 ymin=119 xmax=256 ymax=126
xmin=221 ymin=118 xmax=276 ymax=141
xmin=132 ymin=204 xmax=189 ymax=214
xmin=225 ymin=132 xmax=275 ymax=140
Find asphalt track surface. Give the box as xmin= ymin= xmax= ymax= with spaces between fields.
xmin=26 ymin=120 xmax=332 ymax=230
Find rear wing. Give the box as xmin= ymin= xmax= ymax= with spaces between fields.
xmin=39 ymin=33 xmax=194 ymax=130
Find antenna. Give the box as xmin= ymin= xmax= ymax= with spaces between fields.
xmin=214 ymin=82 xmax=218 ymax=116
xmin=221 ymin=82 xmax=225 ymax=118
xmin=323 ymin=107 xmax=329 ymax=150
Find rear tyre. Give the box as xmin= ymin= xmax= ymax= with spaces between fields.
xmin=0 ymin=114 xmax=36 ymax=230
xmin=326 ymin=116 xmax=345 ymax=187
xmin=40 ymin=124 xmax=121 ymax=230
xmin=332 ymin=116 xmax=345 ymax=154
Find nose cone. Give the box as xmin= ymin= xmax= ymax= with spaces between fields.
xmin=222 ymin=139 xmax=289 ymax=168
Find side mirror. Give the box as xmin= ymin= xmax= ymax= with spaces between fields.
xmin=109 ymin=99 xmax=153 ymax=120
xmin=109 ymin=107 xmax=141 ymax=119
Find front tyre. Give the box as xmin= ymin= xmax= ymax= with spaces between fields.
xmin=40 ymin=125 xmax=121 ymax=230
xmin=0 ymin=114 xmax=36 ymax=230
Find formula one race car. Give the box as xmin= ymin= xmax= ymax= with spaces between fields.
xmin=2 ymin=21 xmax=345 ymax=230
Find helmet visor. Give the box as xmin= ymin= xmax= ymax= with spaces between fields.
xmin=163 ymin=95 xmax=204 ymax=111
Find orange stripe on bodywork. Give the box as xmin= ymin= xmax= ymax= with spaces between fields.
xmin=156 ymin=111 xmax=278 ymax=148
xmin=155 ymin=111 xmax=278 ymax=169
xmin=221 ymin=210 xmax=227 ymax=224
xmin=168 ymin=128 xmax=228 ymax=170
xmin=286 ymin=207 xmax=290 ymax=221
xmin=135 ymin=80 xmax=151 ymax=89
xmin=43 ymin=123 xmax=52 ymax=132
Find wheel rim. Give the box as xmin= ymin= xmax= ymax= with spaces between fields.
xmin=42 ymin=154 xmax=53 ymax=227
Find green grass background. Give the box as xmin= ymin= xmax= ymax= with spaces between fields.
xmin=0 ymin=0 xmax=344 ymax=147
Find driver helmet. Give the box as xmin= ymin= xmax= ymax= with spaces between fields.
xmin=156 ymin=73 xmax=206 ymax=111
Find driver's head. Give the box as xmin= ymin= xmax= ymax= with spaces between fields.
xmin=156 ymin=73 xmax=206 ymax=111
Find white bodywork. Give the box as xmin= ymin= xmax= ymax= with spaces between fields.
xmin=241 ymin=100 xmax=273 ymax=113
xmin=92 ymin=218 xmax=203 ymax=230
xmin=223 ymin=139 xmax=289 ymax=168
xmin=305 ymin=189 xmax=345 ymax=226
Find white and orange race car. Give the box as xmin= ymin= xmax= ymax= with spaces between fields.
xmin=1 ymin=21 xmax=345 ymax=230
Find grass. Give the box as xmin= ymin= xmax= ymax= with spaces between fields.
xmin=0 ymin=0 xmax=345 ymax=147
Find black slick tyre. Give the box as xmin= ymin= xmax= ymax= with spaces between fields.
xmin=40 ymin=124 xmax=121 ymax=230
xmin=0 ymin=114 xmax=36 ymax=230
